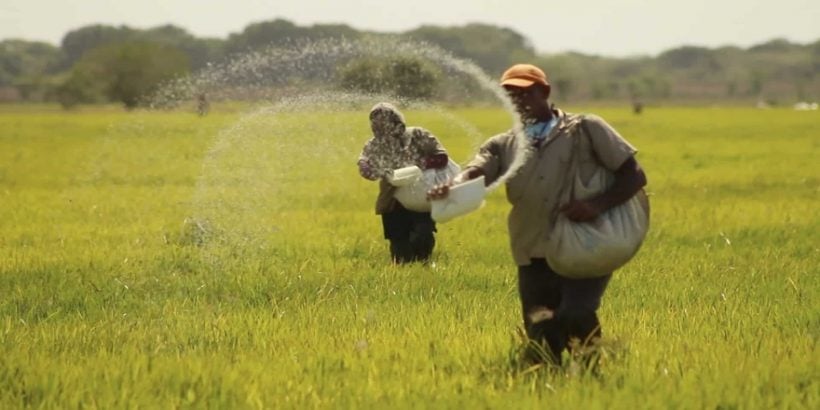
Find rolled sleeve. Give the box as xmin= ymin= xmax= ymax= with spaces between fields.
xmin=414 ymin=128 xmax=446 ymax=156
xmin=466 ymin=137 xmax=504 ymax=185
xmin=583 ymin=115 xmax=637 ymax=171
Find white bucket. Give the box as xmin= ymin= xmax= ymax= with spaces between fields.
xmin=431 ymin=176 xmax=486 ymax=223
xmin=386 ymin=166 xmax=422 ymax=187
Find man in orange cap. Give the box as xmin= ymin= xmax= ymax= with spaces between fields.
xmin=429 ymin=64 xmax=648 ymax=367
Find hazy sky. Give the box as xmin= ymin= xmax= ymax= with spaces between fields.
xmin=1 ymin=0 xmax=818 ymax=56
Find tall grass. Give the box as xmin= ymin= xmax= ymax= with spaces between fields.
xmin=0 ymin=105 xmax=817 ymax=408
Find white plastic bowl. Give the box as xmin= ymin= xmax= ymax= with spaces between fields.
xmin=431 ymin=176 xmax=486 ymax=223
xmin=387 ymin=166 xmax=422 ymax=187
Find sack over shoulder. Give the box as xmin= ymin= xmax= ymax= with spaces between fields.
xmin=545 ymin=120 xmax=649 ymax=278
xmin=546 ymin=170 xmax=650 ymax=278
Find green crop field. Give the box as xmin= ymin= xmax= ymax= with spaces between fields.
xmin=0 ymin=104 xmax=817 ymax=408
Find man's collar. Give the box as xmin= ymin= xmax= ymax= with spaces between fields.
xmin=530 ymin=109 xmax=568 ymax=149
xmin=553 ymin=109 xmax=570 ymax=130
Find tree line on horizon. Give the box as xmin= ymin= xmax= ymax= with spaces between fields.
xmin=0 ymin=19 xmax=818 ymax=108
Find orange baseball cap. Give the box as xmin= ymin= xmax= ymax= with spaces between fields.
xmin=500 ymin=64 xmax=549 ymax=88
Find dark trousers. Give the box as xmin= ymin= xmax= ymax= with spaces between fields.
xmin=381 ymin=204 xmax=436 ymax=264
xmin=518 ymin=258 xmax=611 ymax=364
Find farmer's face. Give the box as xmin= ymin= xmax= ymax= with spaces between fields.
xmin=370 ymin=111 xmax=404 ymax=138
xmin=504 ymin=84 xmax=550 ymax=122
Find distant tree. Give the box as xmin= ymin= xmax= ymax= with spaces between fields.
xmin=15 ymin=20 xmax=818 ymax=105
xmin=552 ymin=77 xmax=575 ymax=101
xmin=140 ymin=25 xmax=225 ymax=70
xmin=589 ymin=79 xmax=623 ymax=100
xmin=536 ymin=52 xmax=611 ymax=100
xmin=58 ymin=41 xmax=190 ymax=109
xmin=748 ymin=38 xmax=798 ymax=53
xmin=385 ymin=57 xmax=438 ymax=100
xmin=224 ymin=19 xmax=358 ymax=55
xmin=657 ymin=46 xmax=720 ymax=72
xmin=626 ymin=79 xmax=642 ymax=100
xmin=189 ymin=38 xmax=227 ymax=69
xmin=60 ymin=25 xmax=134 ymax=69
xmin=226 ymin=19 xmax=304 ymax=54
xmin=591 ymin=82 xmax=607 ymax=100
xmin=56 ymin=68 xmax=106 ymax=108
xmin=338 ymin=56 xmax=439 ymax=100
xmin=609 ymin=57 xmax=652 ymax=78
xmin=656 ymin=79 xmax=671 ymax=98
xmin=0 ymin=40 xmax=65 ymax=101
xmin=60 ymin=24 xmax=225 ymax=73
xmin=749 ymin=71 xmax=766 ymax=97
xmin=624 ymin=75 xmax=667 ymax=100
xmin=606 ymin=81 xmax=621 ymax=98
xmin=795 ymin=79 xmax=808 ymax=101
xmin=0 ymin=40 xmax=63 ymax=86
xmin=308 ymin=24 xmax=360 ymax=41
xmin=726 ymin=81 xmax=738 ymax=97
xmin=339 ymin=58 xmax=386 ymax=94
xmin=405 ymin=23 xmax=536 ymax=75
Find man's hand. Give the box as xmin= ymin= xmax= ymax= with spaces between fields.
xmin=560 ymin=199 xmax=603 ymax=222
xmin=428 ymin=167 xmax=483 ymax=200
xmin=427 ymin=183 xmax=451 ymax=200
xmin=423 ymin=153 xmax=448 ymax=170
xmin=560 ymin=157 xmax=647 ymax=222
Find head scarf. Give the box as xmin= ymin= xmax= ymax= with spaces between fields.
xmin=360 ymin=102 xmax=432 ymax=176
xmin=369 ymin=102 xmax=407 ymax=139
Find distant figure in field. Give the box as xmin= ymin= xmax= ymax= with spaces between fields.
xmin=428 ymin=64 xmax=648 ymax=367
xmin=196 ymin=93 xmax=210 ymax=116
xmin=632 ymin=100 xmax=643 ymax=115
xmin=357 ymin=102 xmax=450 ymax=264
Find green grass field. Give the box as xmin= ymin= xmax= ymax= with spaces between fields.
xmin=0 ymin=104 xmax=817 ymax=408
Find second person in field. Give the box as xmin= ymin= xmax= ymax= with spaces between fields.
xmin=357 ymin=102 xmax=454 ymax=264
